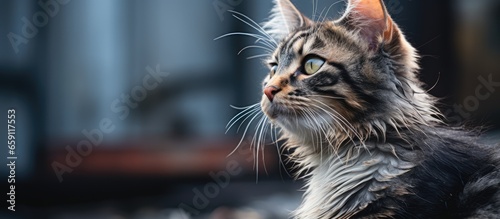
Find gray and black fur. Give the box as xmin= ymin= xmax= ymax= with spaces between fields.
xmin=223 ymin=0 xmax=500 ymax=218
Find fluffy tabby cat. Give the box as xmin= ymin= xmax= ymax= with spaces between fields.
xmin=224 ymin=0 xmax=500 ymax=218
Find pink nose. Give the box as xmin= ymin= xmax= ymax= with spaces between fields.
xmin=264 ymin=86 xmax=281 ymax=102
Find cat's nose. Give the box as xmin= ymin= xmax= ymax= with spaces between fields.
xmin=264 ymin=85 xmax=281 ymax=102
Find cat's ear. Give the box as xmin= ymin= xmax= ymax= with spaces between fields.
xmin=263 ymin=0 xmax=312 ymax=42
xmin=337 ymin=0 xmax=395 ymax=50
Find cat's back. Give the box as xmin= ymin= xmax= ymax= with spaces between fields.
xmin=357 ymin=128 xmax=500 ymax=218
xmin=458 ymin=138 xmax=500 ymax=218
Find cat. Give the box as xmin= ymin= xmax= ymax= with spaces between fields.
xmin=223 ymin=0 xmax=500 ymax=218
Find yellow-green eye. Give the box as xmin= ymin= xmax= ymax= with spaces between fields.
xmin=304 ymin=58 xmax=325 ymax=75
xmin=270 ymin=64 xmax=278 ymax=77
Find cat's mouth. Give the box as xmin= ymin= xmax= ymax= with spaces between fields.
xmin=261 ymin=98 xmax=294 ymax=120
xmin=261 ymin=100 xmax=284 ymax=119
xmin=260 ymin=97 xmax=312 ymax=122
xmin=261 ymin=97 xmax=335 ymax=138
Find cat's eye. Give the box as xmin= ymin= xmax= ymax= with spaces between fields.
xmin=270 ymin=64 xmax=278 ymax=77
xmin=304 ymin=58 xmax=325 ymax=75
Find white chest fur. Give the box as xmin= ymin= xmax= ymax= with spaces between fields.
xmin=293 ymin=144 xmax=414 ymax=219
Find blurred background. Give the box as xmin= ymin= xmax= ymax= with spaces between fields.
xmin=0 ymin=0 xmax=499 ymax=218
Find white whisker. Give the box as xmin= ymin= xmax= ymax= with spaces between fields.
xmin=251 ymin=114 xmax=268 ymax=182
xmin=320 ymin=1 xmax=344 ymax=23
xmin=226 ymin=104 xmax=260 ymax=131
xmin=228 ymin=10 xmax=278 ymax=46
xmin=260 ymin=118 xmax=271 ymax=176
xmin=247 ymin=54 xmax=271 ymax=60
xmin=238 ymin=45 xmax=274 ymax=55
xmin=304 ymin=94 xmax=346 ymax=100
xmin=310 ymin=99 xmax=362 ymax=140
xmin=226 ymin=105 xmax=263 ymax=157
xmin=311 ymin=0 xmax=318 ymax=21
xmin=271 ymin=124 xmax=292 ymax=178
xmin=214 ymin=32 xmax=273 ymax=45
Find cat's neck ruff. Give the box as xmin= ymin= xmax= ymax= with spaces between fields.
xmin=292 ymin=141 xmax=415 ymax=219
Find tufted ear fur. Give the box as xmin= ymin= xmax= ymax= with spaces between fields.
xmin=263 ymin=0 xmax=312 ymax=42
xmin=337 ymin=0 xmax=396 ymax=50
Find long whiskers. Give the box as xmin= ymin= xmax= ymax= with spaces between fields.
xmin=226 ymin=104 xmax=262 ymax=157
xmin=251 ymin=114 xmax=268 ymax=181
xmin=304 ymin=94 xmax=346 ymax=100
xmin=226 ymin=102 xmax=279 ymax=181
xmin=317 ymin=0 xmax=344 ymax=23
xmin=214 ymin=10 xmax=278 ymax=59
xmin=238 ymin=45 xmax=274 ymax=55
xmin=226 ymin=103 xmax=260 ymax=133
xmin=311 ymin=0 xmax=319 ymax=21
xmin=309 ymin=99 xmax=364 ymax=142
xmin=228 ymin=10 xmax=278 ymax=47
xmin=214 ymin=32 xmax=275 ymax=50
xmin=271 ymin=123 xmax=292 ymax=178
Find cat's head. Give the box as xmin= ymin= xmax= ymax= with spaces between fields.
xmin=259 ymin=0 xmax=440 ymax=146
